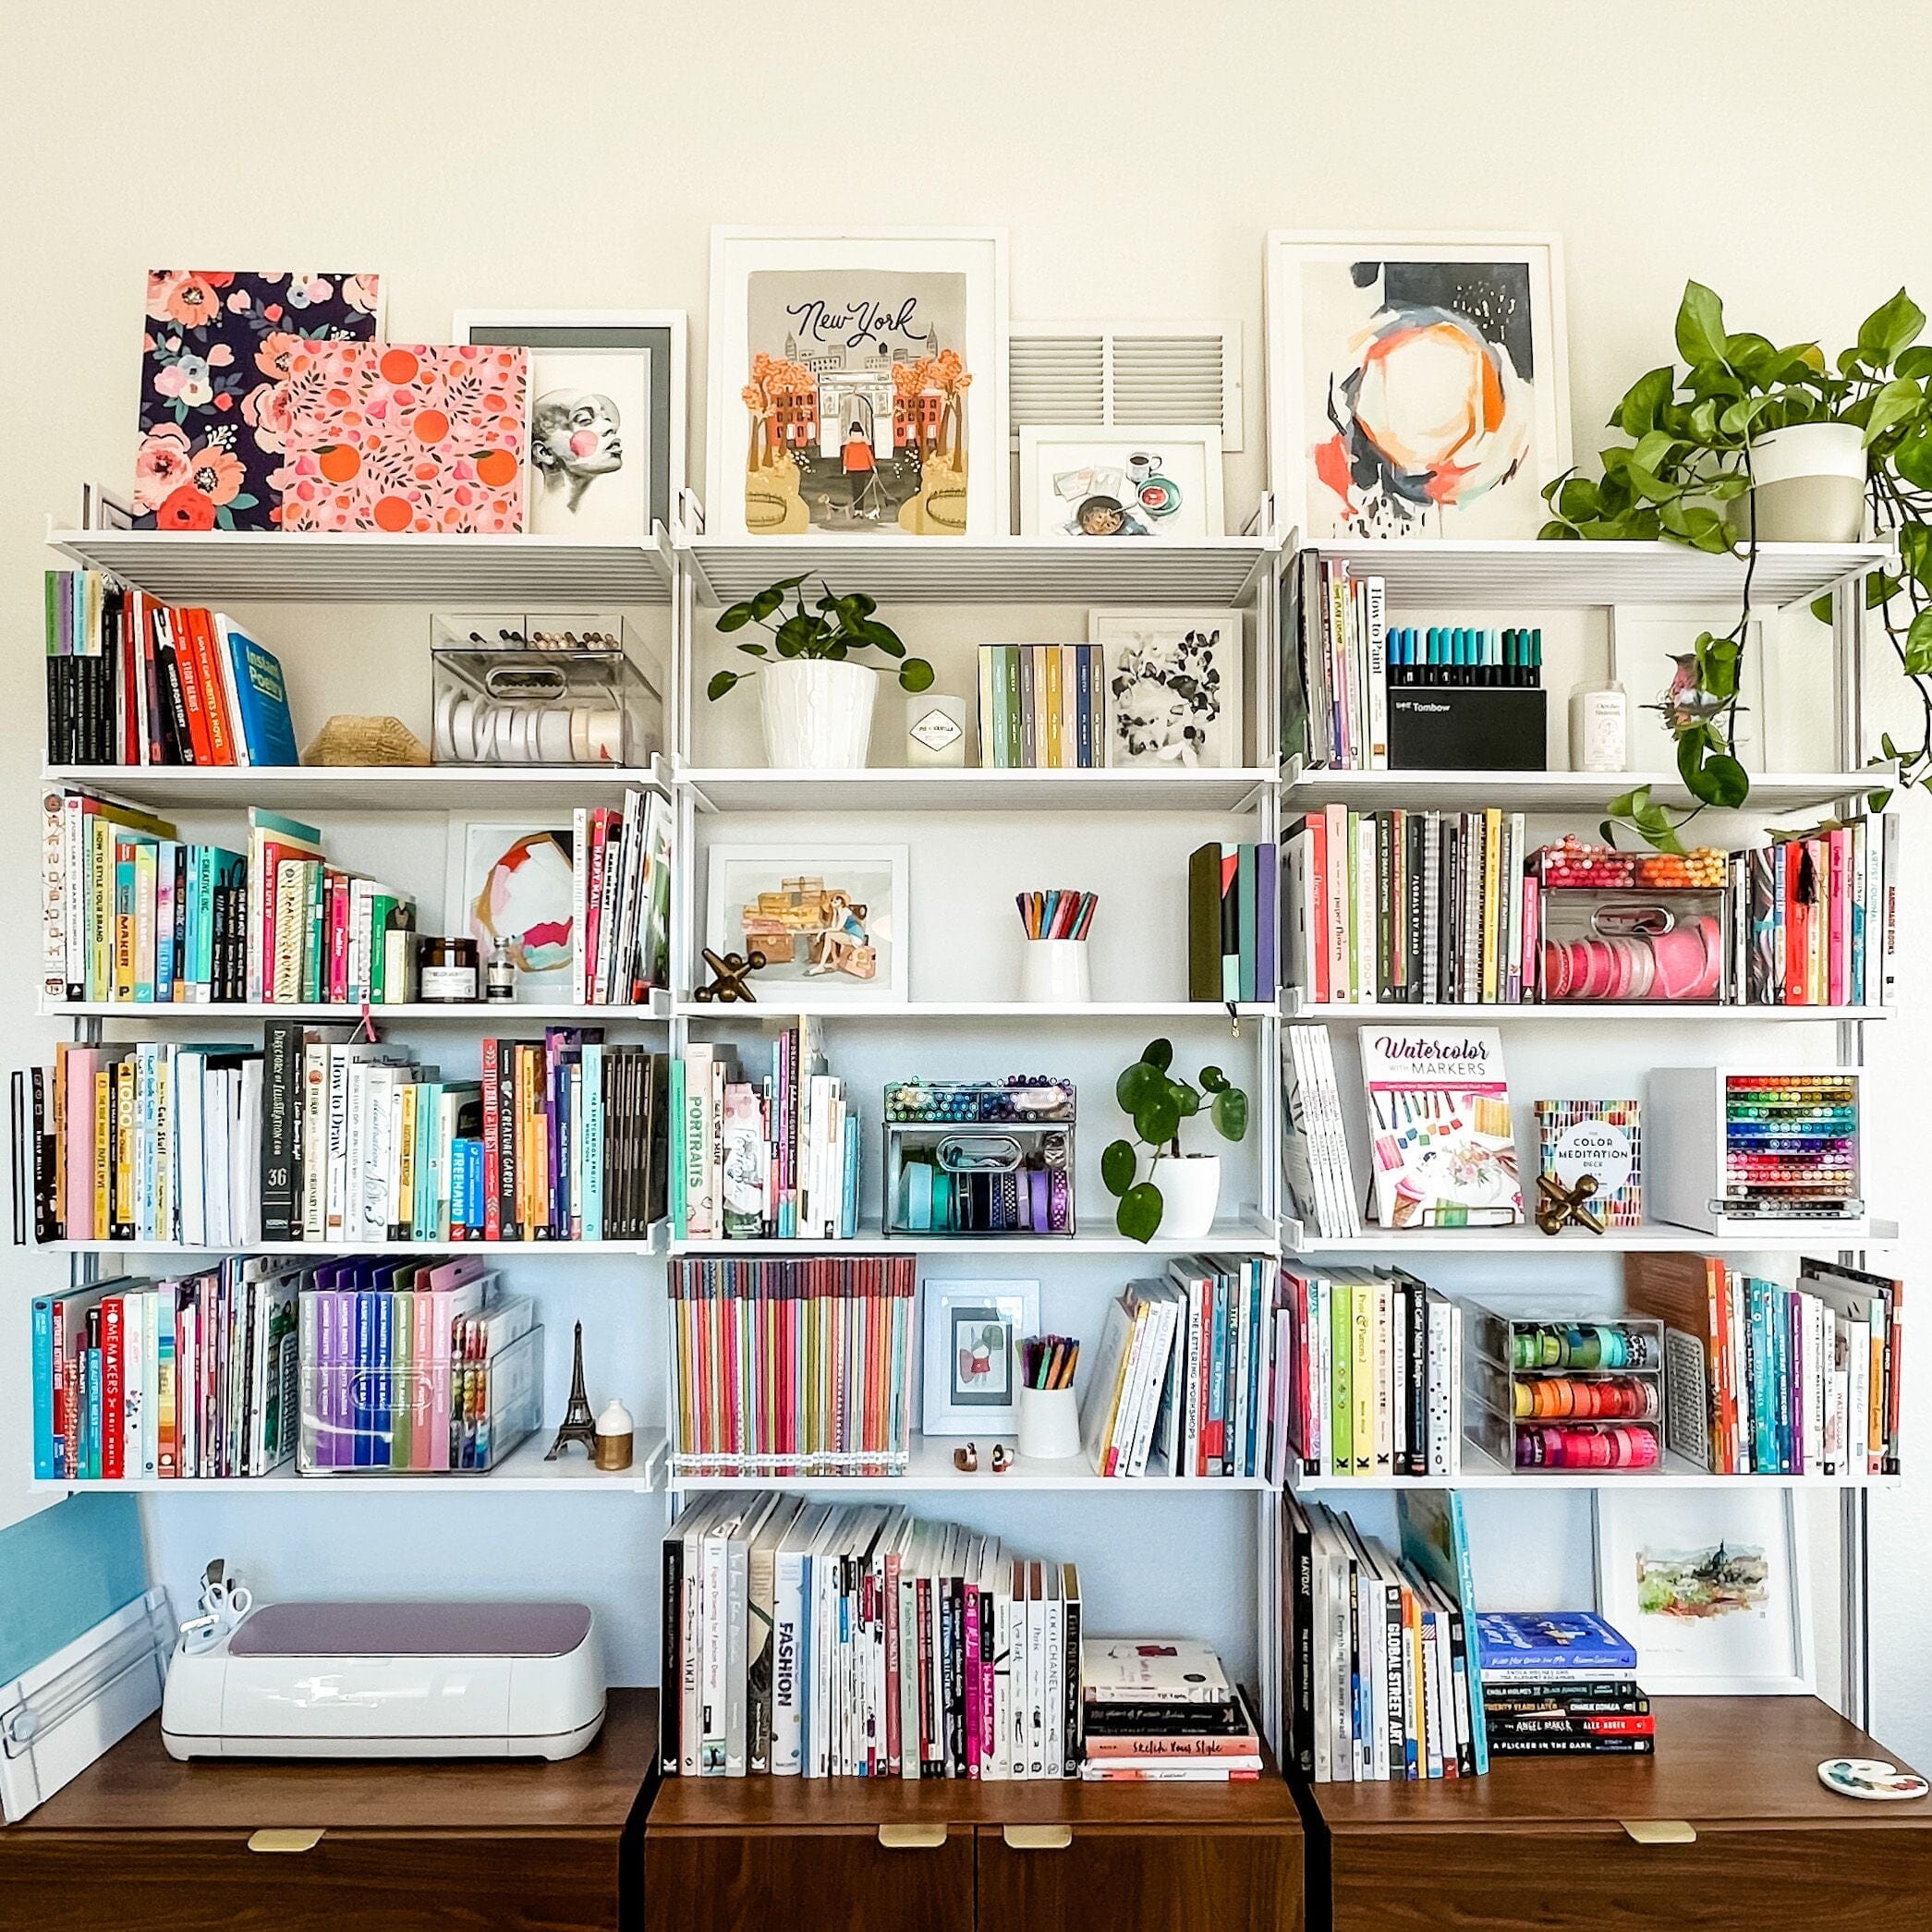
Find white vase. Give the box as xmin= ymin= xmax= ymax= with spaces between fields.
xmin=1735 ymin=423 xmax=1867 ymax=543
xmin=1149 ymin=1153 xmax=1221 ymax=1240
xmin=758 ymin=660 xmax=879 ymax=769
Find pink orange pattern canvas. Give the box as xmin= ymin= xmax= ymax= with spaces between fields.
xmin=277 ymin=342 xmax=528 ymax=533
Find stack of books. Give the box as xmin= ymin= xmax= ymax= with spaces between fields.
xmin=666 ymin=1258 xmax=915 ymax=1478
xmin=1284 ymin=557 xmax=1389 ymax=769
xmin=1078 ymin=1259 xmax=1273 ymax=1479
xmin=1186 ymin=841 xmax=1279 ymax=1002
xmin=1078 ymin=1640 xmax=1258 ymax=1782
xmin=1279 ymin=1023 xmax=1362 ymax=1241
xmin=673 ymin=1025 xmax=860 ymax=1242
xmin=976 ymin=643 xmax=1106 ymax=768
xmin=1284 ymin=807 xmax=1532 ymax=1005
xmin=661 ymin=1501 xmax=1083 ymax=1780
xmin=44 ymin=569 xmax=299 ymax=769
xmin=1276 ymin=1265 xmax=1464 ymax=1480
xmin=570 ymin=789 xmax=674 ymax=1005
xmin=1624 ymin=1252 xmax=1904 ymax=1476
xmin=1476 ymin=1612 xmax=1651 ymax=1757
xmin=1739 ymin=820 xmax=1898 ymax=1008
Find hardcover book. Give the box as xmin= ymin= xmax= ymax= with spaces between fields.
xmin=1359 ymin=1025 xmax=1522 ymax=1229
xmin=1475 ymin=1611 xmax=1637 ymax=1675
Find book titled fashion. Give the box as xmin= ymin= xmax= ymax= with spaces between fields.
xmin=1359 ymin=1026 xmax=1522 ymax=1229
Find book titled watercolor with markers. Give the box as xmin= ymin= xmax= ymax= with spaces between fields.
xmin=1359 ymin=1026 xmax=1522 ymax=1229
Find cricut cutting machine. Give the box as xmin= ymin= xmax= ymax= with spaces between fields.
xmin=162 ymin=1593 xmax=605 ymax=1761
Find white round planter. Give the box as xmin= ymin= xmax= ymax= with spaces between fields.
xmin=1149 ymin=1153 xmax=1221 ymax=1240
xmin=758 ymin=660 xmax=879 ymax=769
xmin=1736 ymin=423 xmax=1867 ymax=544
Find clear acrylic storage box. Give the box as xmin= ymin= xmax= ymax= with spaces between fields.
xmin=882 ymin=1078 xmax=1075 ymax=1237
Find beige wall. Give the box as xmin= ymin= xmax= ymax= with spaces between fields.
xmin=4 ymin=0 xmax=1928 ymax=1742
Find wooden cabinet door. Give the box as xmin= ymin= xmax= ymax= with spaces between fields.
xmin=646 ymin=1826 xmax=974 ymax=1932
xmin=976 ymin=1822 xmax=1303 ymax=1932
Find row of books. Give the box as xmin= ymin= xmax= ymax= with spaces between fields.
xmin=673 ymin=1027 xmax=860 ymax=1243
xmin=29 ymin=1031 xmax=667 ymax=1246
xmin=1079 ymin=1259 xmax=1274 ymax=1478
xmin=1278 ymin=1267 xmax=1464 ymax=1480
xmin=44 ymin=571 xmax=300 ymax=769
xmin=1626 ymin=1252 xmax=1905 ymax=1476
xmin=1282 ymin=1491 xmax=1487 ymax=1781
xmin=570 ymin=790 xmax=674 ymax=1004
xmin=1279 ymin=1024 xmax=1364 ymax=1241
xmin=975 ymin=643 xmax=1105 ymax=769
xmin=667 ymin=1259 xmax=916 ymax=1478
xmin=1735 ymin=820 xmax=1898 ymax=1008
xmin=1284 ymin=807 xmax=1533 ymax=1005
xmin=1185 ymin=841 xmax=1279 ymax=1003
xmin=1284 ymin=556 xmax=1389 ymax=770
xmin=1477 ymin=1612 xmax=1651 ymax=1756
xmin=661 ymin=1498 xmax=1085 ymax=1780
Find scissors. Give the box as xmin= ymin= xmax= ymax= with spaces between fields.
xmin=180 ymin=1561 xmax=254 ymax=1654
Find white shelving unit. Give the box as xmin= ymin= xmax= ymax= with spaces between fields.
xmin=45 ymin=997 xmax=672 ymax=1023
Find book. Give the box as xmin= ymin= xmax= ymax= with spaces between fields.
xmin=1081 ymin=1638 xmax=1230 ymax=1707
xmin=216 ymin=617 xmax=300 ymax=766
xmin=1476 ymin=1612 xmax=1636 ymax=1677
xmin=1360 ymin=1027 xmax=1522 ymax=1229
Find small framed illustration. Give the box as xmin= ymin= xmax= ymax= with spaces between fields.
xmin=454 ymin=310 xmax=687 ymax=540
xmin=1594 ymin=1488 xmax=1815 ymax=1695
xmin=1087 ymin=607 xmax=1245 ymax=768
xmin=1610 ymin=605 xmax=1768 ymax=774
xmin=445 ymin=814 xmax=577 ymax=998
xmin=705 ymin=844 xmax=908 ymax=1009
xmin=921 ymin=1280 xmax=1040 ymax=1436
xmin=1019 ymin=426 xmax=1224 ymax=540
xmin=708 ymin=227 xmax=1009 ymax=541
xmin=1265 ymin=230 xmax=1571 ymax=541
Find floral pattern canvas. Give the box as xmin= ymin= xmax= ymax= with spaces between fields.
xmin=136 ymin=270 xmax=382 ymax=530
xmin=278 ymin=342 xmax=528 ymax=534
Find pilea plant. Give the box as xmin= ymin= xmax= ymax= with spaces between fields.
xmin=1102 ymin=1038 xmax=1249 ymax=1243
xmin=1541 ymin=281 xmax=1932 ymax=847
xmin=705 ymin=573 xmax=933 ymax=702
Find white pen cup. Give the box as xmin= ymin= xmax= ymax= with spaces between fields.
xmin=1015 ymin=1384 xmax=1082 ymax=1463
xmin=1019 ymin=937 xmax=1091 ymax=1004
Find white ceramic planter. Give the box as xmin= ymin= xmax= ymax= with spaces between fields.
xmin=758 ymin=659 xmax=879 ymax=769
xmin=1737 ymin=423 xmax=1867 ymax=543
xmin=1149 ymin=1153 xmax=1221 ymax=1240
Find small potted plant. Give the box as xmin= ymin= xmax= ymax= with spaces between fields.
xmin=707 ymin=574 xmax=934 ymax=770
xmin=1103 ymin=1039 xmax=1249 ymax=1243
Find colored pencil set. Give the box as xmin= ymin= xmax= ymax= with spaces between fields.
xmin=1021 ymin=1334 xmax=1079 ymax=1391
xmin=1015 ymin=890 xmax=1097 ymax=942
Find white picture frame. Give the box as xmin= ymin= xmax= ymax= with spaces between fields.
xmin=453 ymin=309 xmax=687 ymax=539
xmin=706 ymin=227 xmax=1009 ymax=541
xmin=1610 ymin=605 xmax=1768 ymax=774
xmin=1087 ymin=607 xmax=1245 ymax=768
xmin=704 ymin=844 xmax=909 ymax=1010
xmin=1019 ymin=425 xmax=1224 ymax=540
xmin=921 ymin=1280 xmax=1040 ymax=1436
xmin=1265 ymin=230 xmax=1571 ymax=541
xmin=444 ymin=813 xmax=577 ymax=1000
xmin=1593 ymin=1488 xmax=1816 ymax=1695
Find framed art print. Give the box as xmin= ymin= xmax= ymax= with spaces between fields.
xmin=705 ymin=844 xmax=909 ymax=1009
xmin=1087 ymin=607 xmax=1245 ymax=768
xmin=1594 ymin=1488 xmax=1815 ymax=1695
xmin=921 ymin=1280 xmax=1040 ymax=1435
xmin=708 ymin=227 xmax=1008 ymax=541
xmin=454 ymin=310 xmax=687 ymax=539
xmin=446 ymin=814 xmax=576 ymax=997
xmin=1266 ymin=231 xmax=1571 ymax=541
xmin=1610 ymin=605 xmax=1768 ymax=774
xmin=1020 ymin=426 xmax=1224 ymax=539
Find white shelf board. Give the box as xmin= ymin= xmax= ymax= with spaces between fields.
xmin=43 ymin=760 xmax=669 ymax=815
xmin=1284 ymin=997 xmax=1889 ymax=1025
xmin=1280 ymin=761 xmax=1889 ymax=815
xmin=666 ymin=1433 xmax=1269 ymax=1493
xmin=684 ymin=534 xmax=1272 ymax=608
xmin=48 ymin=527 xmax=675 ymax=604
xmin=680 ymin=766 xmax=1272 ymax=813
xmin=1299 ymin=537 xmax=1889 ymax=610
xmin=45 ymin=1232 xmax=662 ymax=1257
xmin=678 ymin=1000 xmax=1270 ymax=1022
xmin=1290 ymin=1440 xmax=1897 ymax=1491
xmin=672 ymin=1217 xmax=1278 ymax=1258
xmin=46 ymin=996 xmax=670 ymax=1023
xmin=31 ymin=1431 xmax=667 ymax=1496
xmin=1282 ymin=1218 xmax=1896 ymax=1255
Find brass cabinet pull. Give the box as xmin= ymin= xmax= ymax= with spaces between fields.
xmin=877 ymin=1823 xmax=949 ymax=1850
xmin=1002 ymin=1824 xmax=1073 ymax=1851
xmin=1622 ymin=1819 xmax=1697 ymax=1845
xmin=248 ymin=1828 xmax=325 ymax=1853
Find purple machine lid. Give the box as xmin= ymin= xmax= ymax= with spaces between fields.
xmin=230 ymin=1601 xmax=593 ymax=1659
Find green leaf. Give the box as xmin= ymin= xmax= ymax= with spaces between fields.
xmin=1606 ymin=785 xmax=1651 ymax=820
xmin=1903 ymin=608 xmax=1932 ymax=676
xmin=1198 ymin=1064 xmax=1229 ymax=1094
xmin=1810 ymin=592 xmax=1834 ymax=626
xmin=1632 ymin=430 xmax=1682 ymax=476
xmin=1675 ymin=282 xmax=1729 ymax=371
xmin=1897 ymin=346 xmax=1932 ymax=383
xmin=716 ymin=601 xmax=756 ymax=633
xmin=706 ymin=670 xmax=742 ymax=700
xmin=1141 ymin=1038 xmax=1174 ymax=1073
xmin=1101 ymin=1138 xmax=1137 ymax=1198
xmin=1211 ymin=1088 xmax=1249 ymax=1142
xmin=1116 ymin=1063 xmax=1162 ymax=1111
xmin=1629 ymin=464 xmax=1682 ymax=505
xmin=1862 ymin=377 xmax=1921 ymax=446
xmin=1555 ymin=476 xmax=1602 ymax=524
xmin=1170 ymin=1079 xmax=1201 ymax=1118
xmin=897 ymin=659 xmax=935 ymax=692
xmin=1893 ymin=424 xmax=1932 ymax=492
xmin=1859 ymin=289 xmax=1926 ymax=365
xmin=844 ymin=590 xmax=877 ymax=618
xmin=1616 ymin=367 xmax=1676 ymax=438
xmin=1870 ymin=787 xmax=1895 ymax=814
xmin=1901 ymin=523 xmax=1932 ymax=589
xmin=1133 ymin=1090 xmax=1182 ymax=1148
xmin=1697 ymin=632 xmax=1741 ymax=701
xmin=749 ymin=587 xmax=787 ymax=620
xmin=862 ymin=622 xmax=905 ymax=659
xmin=1116 ymin=1182 xmax=1163 ymax=1245
xmin=773 ymin=613 xmax=820 ymax=658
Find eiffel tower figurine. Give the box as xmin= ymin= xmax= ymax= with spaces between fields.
xmin=546 ymin=1321 xmax=599 ymax=1460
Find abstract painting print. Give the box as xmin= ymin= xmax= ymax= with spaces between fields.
xmin=1268 ymin=234 xmax=1569 ymax=541
xmin=447 ymin=816 xmax=576 ymax=997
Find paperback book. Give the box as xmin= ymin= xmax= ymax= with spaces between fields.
xmin=1359 ymin=1027 xmax=1522 ymax=1230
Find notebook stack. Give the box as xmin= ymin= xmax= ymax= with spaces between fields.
xmin=1078 ymin=1640 xmax=1259 ymax=1782
xmin=1476 ymin=1612 xmax=1652 ymax=1757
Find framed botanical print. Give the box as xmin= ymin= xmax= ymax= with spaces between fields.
xmin=445 ymin=814 xmax=576 ymax=998
xmin=454 ymin=310 xmax=687 ymax=539
xmin=921 ymin=1280 xmax=1040 ymax=1435
xmin=1087 ymin=607 xmax=1245 ymax=768
xmin=1020 ymin=427 xmax=1224 ymax=539
xmin=1266 ymin=231 xmax=1571 ymax=541
xmin=704 ymin=844 xmax=909 ymax=1010
xmin=707 ymin=228 xmax=1008 ymax=541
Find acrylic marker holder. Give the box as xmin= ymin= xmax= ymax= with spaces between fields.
xmin=882 ymin=1079 xmax=1075 ymax=1237
xmin=1535 ymin=839 xmax=1729 ymax=1003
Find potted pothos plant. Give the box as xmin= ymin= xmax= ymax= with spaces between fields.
xmin=1103 ymin=1039 xmax=1249 ymax=1243
xmin=707 ymin=575 xmax=934 ymax=770
xmin=1541 ymin=281 xmax=1932 ymax=847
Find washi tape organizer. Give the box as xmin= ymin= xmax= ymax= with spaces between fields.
xmin=883 ymin=1078 xmax=1075 ymax=1237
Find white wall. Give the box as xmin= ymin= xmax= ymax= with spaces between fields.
xmin=3 ymin=0 xmax=1928 ymax=1745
